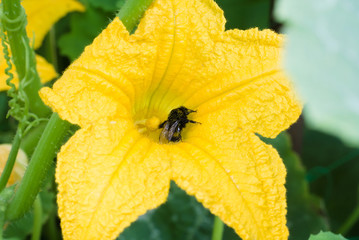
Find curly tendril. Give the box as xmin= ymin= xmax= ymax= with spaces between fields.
xmin=0 ymin=5 xmax=46 ymax=137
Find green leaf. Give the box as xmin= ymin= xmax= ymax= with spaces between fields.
xmin=215 ymin=0 xmax=271 ymax=30
xmin=118 ymin=182 xmax=214 ymax=240
xmin=274 ymin=0 xmax=359 ymax=147
xmin=302 ymin=129 xmax=359 ymax=235
xmin=309 ymin=231 xmax=347 ymax=240
xmin=88 ymin=0 xmax=124 ymax=11
xmin=117 ymin=182 xmax=241 ymax=240
xmin=3 ymin=191 xmax=56 ymax=239
xmin=116 ymin=0 xmax=126 ymax=9
xmin=58 ymin=6 xmax=114 ymax=61
xmin=263 ymin=132 xmax=329 ymax=240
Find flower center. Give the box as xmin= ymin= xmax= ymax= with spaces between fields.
xmin=134 ymin=115 xmax=163 ymax=142
xmin=135 ymin=116 xmax=161 ymax=133
xmin=134 ymin=106 xmax=199 ymax=144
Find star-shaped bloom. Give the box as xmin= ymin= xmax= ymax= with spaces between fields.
xmin=0 ymin=0 xmax=84 ymax=91
xmin=40 ymin=0 xmax=302 ymax=239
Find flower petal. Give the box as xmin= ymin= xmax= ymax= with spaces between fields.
xmin=40 ymin=18 xmax=152 ymax=126
xmin=36 ymin=54 xmax=58 ymax=83
xmin=134 ymin=0 xmax=300 ymax=137
xmin=185 ymin=29 xmax=302 ymax=138
xmin=171 ymin=118 xmax=288 ymax=240
xmin=0 ymin=53 xmax=57 ymax=91
xmin=130 ymin=0 xmax=227 ymax=114
xmin=41 ymin=0 xmax=223 ymax=125
xmin=23 ymin=0 xmax=84 ymax=49
xmin=56 ymin=119 xmax=171 ymax=240
xmin=40 ymin=0 xmax=300 ymax=135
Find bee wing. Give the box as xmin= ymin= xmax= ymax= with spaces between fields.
xmin=159 ymin=121 xmax=171 ymax=143
xmin=159 ymin=121 xmax=179 ymax=143
xmin=167 ymin=121 xmax=179 ymax=141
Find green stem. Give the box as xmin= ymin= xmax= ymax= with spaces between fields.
xmin=31 ymin=196 xmax=42 ymax=240
xmin=0 ymin=125 xmax=23 ymax=191
xmin=338 ymin=202 xmax=359 ymax=235
xmin=307 ymin=149 xmax=359 ymax=182
xmin=117 ymin=0 xmax=154 ymax=32
xmin=43 ymin=209 xmax=61 ymax=240
xmin=211 ymin=216 xmax=224 ymax=240
xmin=44 ymin=27 xmax=58 ymax=72
xmin=42 ymin=168 xmax=61 ymax=240
xmin=6 ymin=113 xmax=70 ymax=220
xmin=2 ymin=0 xmax=50 ymax=117
xmin=20 ymin=121 xmax=47 ymax=157
xmin=49 ymin=28 xmax=58 ymax=71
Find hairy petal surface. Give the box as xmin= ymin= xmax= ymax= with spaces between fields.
xmin=186 ymin=29 xmax=302 ymax=138
xmin=132 ymin=0 xmax=301 ymax=137
xmin=40 ymin=18 xmax=156 ymax=126
xmin=22 ymin=0 xmax=84 ymax=49
xmin=0 ymin=51 xmax=57 ymax=91
xmin=171 ymin=113 xmax=288 ymax=240
xmin=40 ymin=0 xmax=300 ymax=135
xmin=131 ymin=0 xmax=227 ymax=114
xmin=57 ymin=119 xmax=171 ymax=240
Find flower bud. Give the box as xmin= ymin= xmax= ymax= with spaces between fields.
xmin=0 ymin=144 xmax=28 ymax=186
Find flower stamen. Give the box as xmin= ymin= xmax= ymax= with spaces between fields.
xmin=134 ymin=116 xmax=162 ymax=140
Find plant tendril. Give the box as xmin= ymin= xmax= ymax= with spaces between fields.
xmin=0 ymin=3 xmax=47 ymax=192
xmin=0 ymin=5 xmax=47 ymax=138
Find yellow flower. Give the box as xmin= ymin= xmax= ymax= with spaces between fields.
xmin=0 ymin=46 xmax=57 ymax=90
xmin=40 ymin=0 xmax=302 ymax=239
xmin=0 ymin=144 xmax=27 ymax=186
xmin=22 ymin=0 xmax=84 ymax=49
xmin=0 ymin=0 xmax=84 ymax=91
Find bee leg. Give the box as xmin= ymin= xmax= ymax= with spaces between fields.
xmin=159 ymin=120 xmax=167 ymax=128
xmin=189 ymin=120 xmax=201 ymax=124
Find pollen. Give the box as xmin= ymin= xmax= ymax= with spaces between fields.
xmin=145 ymin=116 xmax=161 ymax=131
xmin=134 ymin=115 xmax=162 ymax=142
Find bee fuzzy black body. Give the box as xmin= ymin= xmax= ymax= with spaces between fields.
xmin=159 ymin=106 xmax=199 ymax=143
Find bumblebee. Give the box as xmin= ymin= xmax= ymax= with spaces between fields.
xmin=159 ymin=106 xmax=199 ymax=143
